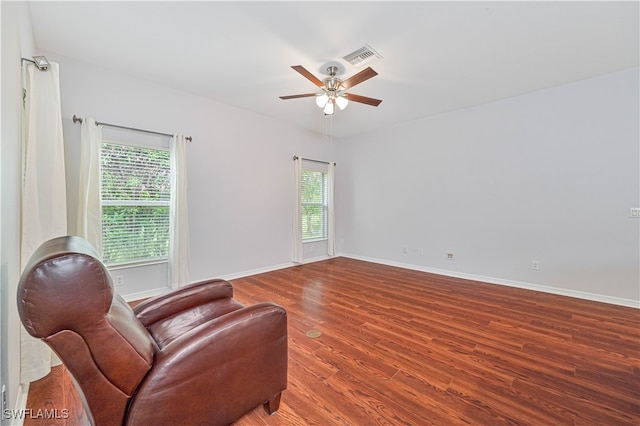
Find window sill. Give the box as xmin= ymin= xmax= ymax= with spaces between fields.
xmin=107 ymin=258 xmax=168 ymax=270
xmin=303 ymin=238 xmax=328 ymax=244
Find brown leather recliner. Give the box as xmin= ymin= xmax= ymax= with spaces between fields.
xmin=17 ymin=236 xmax=288 ymax=425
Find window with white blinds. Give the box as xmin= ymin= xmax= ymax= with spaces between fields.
xmin=301 ymin=169 xmax=328 ymax=241
xmin=101 ymin=142 xmax=171 ymax=266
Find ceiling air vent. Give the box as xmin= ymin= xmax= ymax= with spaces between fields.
xmin=343 ymin=44 xmax=382 ymax=67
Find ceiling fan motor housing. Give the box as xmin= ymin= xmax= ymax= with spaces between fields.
xmin=323 ymin=66 xmax=344 ymax=92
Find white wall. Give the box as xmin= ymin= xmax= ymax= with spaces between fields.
xmin=30 ymin=53 xmax=640 ymax=308
xmin=52 ymin=54 xmax=333 ymax=298
xmin=337 ymin=68 xmax=640 ymax=306
xmin=1 ymin=0 xmax=37 ymax=412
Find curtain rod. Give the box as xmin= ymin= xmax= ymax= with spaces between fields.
xmin=292 ymin=155 xmax=336 ymax=166
xmin=72 ymin=115 xmax=192 ymax=142
xmin=21 ymin=58 xmax=48 ymax=71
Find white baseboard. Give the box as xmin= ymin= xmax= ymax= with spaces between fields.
xmin=121 ymin=255 xmax=336 ymax=301
xmin=5 ymin=383 xmax=29 ymax=426
xmin=340 ymin=253 xmax=640 ymax=309
xmin=120 ymin=253 xmax=637 ymax=309
xmin=122 ymin=287 xmax=170 ymax=302
xmin=219 ymin=255 xmax=334 ymax=281
xmin=218 ymin=262 xmax=296 ymax=282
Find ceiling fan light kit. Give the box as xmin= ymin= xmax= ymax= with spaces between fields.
xmin=280 ymin=64 xmax=382 ymax=115
xmin=323 ymin=100 xmax=335 ymax=115
xmin=314 ymin=66 xmax=350 ymax=114
xmin=335 ymin=95 xmax=348 ymax=110
xmin=315 ymin=93 xmax=329 ymax=108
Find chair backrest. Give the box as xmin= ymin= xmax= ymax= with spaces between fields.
xmin=17 ymin=236 xmax=156 ymax=425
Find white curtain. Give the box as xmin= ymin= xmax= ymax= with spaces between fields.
xmin=327 ymin=161 xmax=336 ymax=256
xmin=291 ymin=156 xmax=303 ymax=263
xmin=77 ymin=117 xmax=103 ymax=252
xmin=20 ymin=61 xmax=67 ymax=384
xmin=169 ymin=134 xmax=190 ymax=289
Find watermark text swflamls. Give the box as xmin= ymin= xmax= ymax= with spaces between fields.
xmin=3 ymin=408 xmax=70 ymax=420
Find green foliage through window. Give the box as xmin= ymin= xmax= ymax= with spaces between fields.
xmin=101 ymin=142 xmax=171 ymax=265
xmin=301 ymin=170 xmax=327 ymax=240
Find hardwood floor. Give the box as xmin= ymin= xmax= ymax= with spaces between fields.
xmin=232 ymin=258 xmax=640 ymax=425
xmin=23 ymin=365 xmax=87 ymax=426
xmin=25 ymin=257 xmax=639 ymax=425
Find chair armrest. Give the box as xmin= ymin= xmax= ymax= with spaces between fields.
xmin=126 ymin=303 xmax=288 ymax=425
xmin=133 ymin=279 xmax=234 ymax=326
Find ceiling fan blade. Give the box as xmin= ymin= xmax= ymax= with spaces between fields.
xmin=345 ymin=93 xmax=382 ymax=107
xmin=341 ymin=67 xmax=378 ymax=90
xmin=279 ymin=93 xmax=318 ymax=100
xmin=291 ymin=65 xmax=324 ymax=88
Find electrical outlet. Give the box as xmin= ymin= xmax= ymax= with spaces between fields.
xmin=532 ymin=260 xmax=540 ymax=270
xmin=447 ymin=252 xmax=454 ymax=260
xmin=630 ymin=208 xmax=640 ymax=218
xmin=115 ymin=275 xmax=124 ymax=286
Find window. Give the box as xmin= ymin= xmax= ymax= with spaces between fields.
xmin=301 ymin=169 xmax=328 ymax=241
xmin=100 ymin=142 xmax=171 ymax=266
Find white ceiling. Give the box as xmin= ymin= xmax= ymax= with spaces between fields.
xmin=28 ymin=1 xmax=639 ymax=138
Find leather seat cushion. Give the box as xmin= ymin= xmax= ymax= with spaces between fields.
xmin=147 ymin=298 xmax=246 ymax=349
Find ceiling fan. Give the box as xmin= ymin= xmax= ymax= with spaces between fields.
xmin=280 ymin=65 xmax=382 ymax=115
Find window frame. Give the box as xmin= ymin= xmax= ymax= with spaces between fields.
xmin=100 ymin=139 xmax=172 ymax=267
xmin=301 ymin=168 xmax=328 ymax=242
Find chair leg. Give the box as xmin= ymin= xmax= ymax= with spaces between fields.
xmin=263 ymin=392 xmax=282 ymax=415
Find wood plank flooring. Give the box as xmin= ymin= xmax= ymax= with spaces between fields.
xmin=25 ymin=257 xmax=639 ymax=425
xmin=23 ymin=365 xmax=87 ymax=426
xmin=233 ymin=258 xmax=640 ymax=425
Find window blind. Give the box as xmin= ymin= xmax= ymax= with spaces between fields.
xmin=301 ymin=170 xmax=328 ymax=240
xmin=101 ymin=142 xmax=171 ymax=265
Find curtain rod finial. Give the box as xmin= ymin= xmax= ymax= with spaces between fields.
xmin=72 ymin=115 xmax=83 ymax=124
